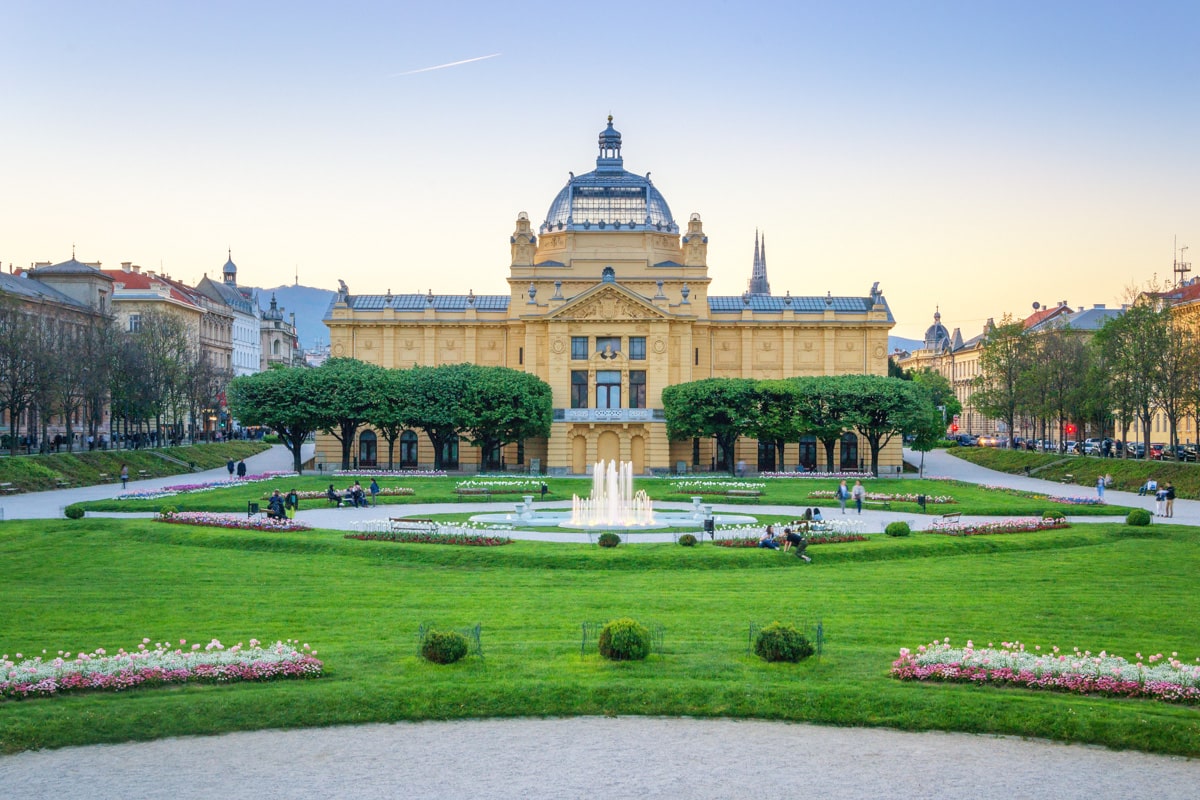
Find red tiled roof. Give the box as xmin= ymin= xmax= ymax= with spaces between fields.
xmin=1022 ymin=305 xmax=1072 ymax=329
xmin=100 ymin=269 xmax=202 ymax=310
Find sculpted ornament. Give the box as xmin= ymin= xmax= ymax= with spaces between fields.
xmin=652 ymin=338 xmax=666 ymax=354
xmin=551 ymin=337 xmax=566 ymax=354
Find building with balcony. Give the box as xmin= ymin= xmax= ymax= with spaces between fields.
xmin=322 ymin=118 xmax=896 ymax=473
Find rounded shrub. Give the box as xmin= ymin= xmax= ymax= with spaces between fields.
xmin=1042 ymin=510 xmax=1066 ymax=521
xmin=678 ymin=533 xmax=697 ymax=547
xmin=64 ymin=504 xmax=85 ymax=520
xmin=598 ymin=617 xmax=651 ymax=661
xmin=754 ymin=622 xmax=815 ymax=663
xmin=421 ymin=630 xmax=469 ymax=664
xmin=597 ymin=532 xmax=621 ymax=548
xmin=159 ymin=505 xmax=178 ymax=518
xmin=884 ymin=521 xmax=911 ymax=537
xmin=1126 ymin=508 xmax=1152 ymax=527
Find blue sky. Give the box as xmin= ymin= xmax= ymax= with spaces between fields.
xmin=4 ymin=1 xmax=1198 ymax=341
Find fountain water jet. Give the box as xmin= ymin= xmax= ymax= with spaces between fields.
xmin=570 ymin=460 xmax=655 ymax=527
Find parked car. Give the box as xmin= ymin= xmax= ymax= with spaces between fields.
xmin=1082 ymin=438 xmax=1102 ymax=455
xmin=954 ymin=434 xmax=977 ymax=447
xmin=1064 ymin=440 xmax=1080 ymax=454
xmin=1165 ymin=444 xmax=1197 ymax=462
xmin=1126 ymin=442 xmax=1146 ymax=458
xmin=1150 ymin=443 xmax=1166 ymax=460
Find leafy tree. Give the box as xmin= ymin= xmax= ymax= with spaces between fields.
xmin=1095 ymin=302 xmax=1160 ymax=459
xmin=749 ymin=380 xmax=803 ymax=471
xmin=228 ymin=367 xmax=325 ymax=473
xmin=312 ymin=357 xmax=386 ymax=470
xmin=972 ymin=318 xmax=1029 ymax=449
xmin=663 ymin=378 xmax=757 ymax=474
xmin=458 ymin=366 xmax=552 ymax=468
xmin=910 ymin=368 xmax=961 ymax=427
xmin=791 ymin=376 xmax=850 ymax=472
xmin=1151 ymin=313 xmax=1200 ymax=452
xmin=402 ymin=364 xmax=476 ymax=470
xmin=1037 ymin=327 xmax=1089 ymax=446
xmin=840 ymin=375 xmax=931 ymax=476
xmin=0 ymin=299 xmax=38 ymax=453
xmin=366 ymin=369 xmax=415 ymax=471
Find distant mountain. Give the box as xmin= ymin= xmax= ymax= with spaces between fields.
xmin=256 ymin=284 xmax=336 ymax=350
xmin=888 ymin=336 xmax=922 ymax=353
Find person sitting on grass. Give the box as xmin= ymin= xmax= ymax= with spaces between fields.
xmin=758 ymin=524 xmax=779 ymax=550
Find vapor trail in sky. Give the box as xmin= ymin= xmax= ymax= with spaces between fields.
xmin=392 ymin=53 xmax=502 ymax=76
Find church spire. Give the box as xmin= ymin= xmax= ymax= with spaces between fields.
xmin=748 ymin=229 xmax=771 ymax=295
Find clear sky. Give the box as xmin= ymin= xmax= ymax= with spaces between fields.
xmin=4 ymin=1 xmax=1198 ymax=341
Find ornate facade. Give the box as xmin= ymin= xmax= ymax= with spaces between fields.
xmin=323 ymin=119 xmax=896 ymax=474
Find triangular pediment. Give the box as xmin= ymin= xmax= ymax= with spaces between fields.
xmin=544 ymin=283 xmax=669 ymax=321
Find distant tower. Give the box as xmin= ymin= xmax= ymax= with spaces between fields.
xmin=222 ymin=249 xmax=237 ymax=286
xmin=748 ymin=229 xmax=771 ymax=295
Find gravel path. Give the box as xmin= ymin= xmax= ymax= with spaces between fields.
xmin=3 ymin=718 xmax=1197 ymax=799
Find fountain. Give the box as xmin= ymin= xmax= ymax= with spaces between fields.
xmin=570 ymin=460 xmax=655 ymax=527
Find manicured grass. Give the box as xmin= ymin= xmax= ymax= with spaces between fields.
xmin=75 ymin=474 xmax=1131 ymax=517
xmin=952 ymin=447 xmax=1200 ymax=497
xmin=0 ymin=442 xmax=270 ymax=492
xmin=1 ymin=517 xmax=1197 ymax=755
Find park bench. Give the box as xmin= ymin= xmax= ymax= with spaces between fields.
xmin=930 ymin=512 xmax=962 ymax=531
xmin=453 ymin=487 xmax=492 ymax=501
xmin=725 ymin=489 xmax=762 ymax=497
xmin=97 ymin=473 xmax=109 ymax=482
xmin=0 ymin=482 xmax=20 ymax=494
xmin=862 ymin=499 xmax=891 ymax=510
xmin=1061 ymin=474 xmax=1074 ymax=484
xmin=389 ymin=518 xmax=438 ymax=533
xmin=55 ymin=480 xmax=74 ymax=489
xmin=137 ymin=470 xmax=150 ymax=479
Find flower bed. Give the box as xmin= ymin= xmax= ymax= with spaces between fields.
xmin=669 ymin=480 xmax=766 ymax=493
xmin=809 ymin=490 xmax=956 ymax=504
xmin=715 ymin=531 xmax=868 ymax=547
xmin=333 ymin=469 xmax=446 ymax=477
xmin=760 ymin=471 xmax=875 ymax=479
xmin=117 ymin=471 xmax=298 ymax=501
xmin=928 ymin=517 xmax=1069 ymax=536
xmin=1044 ymin=496 xmax=1105 ymax=505
xmin=345 ymin=531 xmax=512 ymax=546
xmin=1 ymin=638 xmax=322 ymax=699
xmin=891 ymin=638 xmax=1200 ymax=705
xmin=158 ymin=512 xmax=312 ymax=532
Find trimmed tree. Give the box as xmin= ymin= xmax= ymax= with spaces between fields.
xmin=840 ymin=375 xmax=933 ymax=477
xmin=459 ymin=366 xmax=552 ymax=469
xmin=313 ymin=357 xmax=386 ymax=470
xmin=227 ymin=367 xmax=325 ymax=473
xmin=792 ymin=376 xmax=850 ymax=473
xmin=663 ymin=378 xmax=757 ymax=474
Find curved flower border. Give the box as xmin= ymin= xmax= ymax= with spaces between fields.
xmin=892 ymin=638 xmax=1200 ymax=705
xmin=158 ymin=512 xmax=312 ymax=532
xmin=345 ymin=531 xmax=512 ymax=546
xmin=1 ymin=638 xmax=322 ymax=699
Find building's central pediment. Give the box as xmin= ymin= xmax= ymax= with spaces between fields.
xmin=544 ymin=283 xmax=669 ymax=321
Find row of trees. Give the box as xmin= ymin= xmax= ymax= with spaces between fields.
xmin=972 ymin=297 xmax=1200 ymax=456
xmin=0 ymin=301 xmax=227 ymax=455
xmin=227 ymin=359 xmax=553 ymax=473
xmin=662 ymin=375 xmax=941 ymax=476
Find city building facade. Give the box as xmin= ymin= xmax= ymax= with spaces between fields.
xmin=323 ymin=118 xmax=896 ymax=474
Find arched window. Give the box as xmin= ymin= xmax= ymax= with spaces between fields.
xmin=839 ymin=433 xmax=859 ymax=471
xmin=400 ymin=430 xmax=419 ymax=468
xmin=272 ymin=339 xmax=281 ymax=355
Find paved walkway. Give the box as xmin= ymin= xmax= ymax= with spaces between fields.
xmin=3 ymin=447 xmax=1197 ymax=796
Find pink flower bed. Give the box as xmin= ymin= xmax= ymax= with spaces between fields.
xmin=892 ymin=638 xmax=1200 ymax=705
xmin=928 ymin=517 xmax=1068 ymax=536
xmin=158 ymin=512 xmax=312 ymax=532
xmin=345 ymin=531 xmax=511 ymax=547
xmin=1 ymin=638 xmax=322 ymax=699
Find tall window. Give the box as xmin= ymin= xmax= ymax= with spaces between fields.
xmin=128 ymin=314 xmax=141 ymax=333
xmin=840 ymin=433 xmax=859 ymax=471
xmin=629 ymin=336 xmax=646 ymax=360
xmin=399 ymin=430 xmax=419 ymax=467
xmin=571 ymin=337 xmax=588 ymax=360
xmin=571 ymin=370 xmax=588 ymax=408
xmin=596 ymin=370 xmax=621 ymax=409
xmin=629 ymin=370 xmax=646 ymax=409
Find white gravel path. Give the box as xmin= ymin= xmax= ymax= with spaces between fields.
xmin=2 ymin=717 xmax=1197 ymax=799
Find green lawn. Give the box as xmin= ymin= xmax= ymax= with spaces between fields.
xmin=2 ymin=517 xmax=1197 ymax=755
xmin=75 ymin=474 xmax=1131 ymax=517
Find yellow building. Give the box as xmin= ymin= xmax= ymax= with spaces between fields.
xmin=323 ymin=118 xmax=897 ymax=474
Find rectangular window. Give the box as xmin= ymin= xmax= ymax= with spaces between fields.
xmin=692 ymin=437 xmax=701 ymax=466
xmin=629 ymin=336 xmax=646 ymax=360
xmin=128 ymin=313 xmax=141 ymax=333
xmin=694 ymin=347 xmax=699 ymax=366
xmin=596 ymin=370 xmax=621 ymax=409
xmin=571 ymin=370 xmax=588 ymax=408
xmin=518 ymin=346 xmax=524 ymax=365
xmin=629 ymin=370 xmax=646 ymax=409
xmin=571 ymin=337 xmax=588 ymax=360
xmin=596 ymin=336 xmax=621 ymax=358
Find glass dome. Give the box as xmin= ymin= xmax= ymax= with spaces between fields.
xmin=541 ymin=118 xmax=677 ymax=234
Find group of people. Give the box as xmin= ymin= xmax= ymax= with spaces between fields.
xmin=1135 ymin=478 xmax=1176 ymax=517
xmin=266 ymin=489 xmax=300 ymax=520
xmin=327 ymin=479 xmax=381 ymax=508
xmin=835 ymin=479 xmax=867 ymax=513
xmin=757 ymin=523 xmax=813 ymax=562
xmin=225 ymin=459 xmax=247 ymax=478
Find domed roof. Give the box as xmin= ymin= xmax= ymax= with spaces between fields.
xmin=541 ymin=117 xmax=677 ymax=234
xmin=924 ymin=310 xmax=951 ymax=350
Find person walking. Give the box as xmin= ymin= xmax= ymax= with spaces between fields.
xmin=837 ymin=480 xmax=849 ymax=514
xmin=119 ymin=463 xmax=129 ymax=489
xmin=1165 ymin=482 xmax=1176 ymax=518
xmin=236 ymin=459 xmax=247 ymax=479
xmin=226 ymin=458 xmax=235 ymax=477
xmin=285 ymin=488 xmax=299 ymax=519
xmin=852 ymin=480 xmax=866 ymax=514
xmin=1096 ymin=475 xmax=1105 ymax=501
xmin=369 ymin=478 xmax=380 ymax=506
